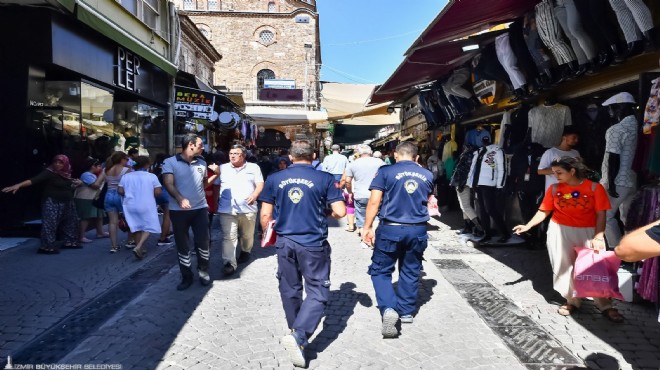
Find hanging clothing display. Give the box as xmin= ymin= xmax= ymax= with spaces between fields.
xmin=553 ymin=0 xmax=598 ymax=65
xmin=535 ymin=0 xmax=577 ymax=65
xmin=495 ymin=33 xmax=527 ymax=90
xmin=472 ymin=44 xmax=512 ymax=87
xmin=528 ymin=103 xmax=573 ymax=148
xmin=442 ymin=68 xmax=473 ymax=99
xmin=464 ymin=127 xmax=491 ymax=148
xmin=467 ymin=144 xmax=506 ymax=189
xmin=573 ymin=0 xmax=622 ymax=53
xmin=609 ymin=0 xmax=654 ymax=44
xmin=441 ymin=138 xmax=458 ymax=162
xmin=523 ymin=11 xmax=555 ymax=72
xmin=502 ymin=105 xmax=532 ymax=154
xmin=574 ymin=104 xmax=610 ymax=172
xmin=644 ymin=78 xmax=660 ymax=134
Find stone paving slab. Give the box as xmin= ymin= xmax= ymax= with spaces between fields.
xmin=59 ymin=219 xmax=525 ymax=369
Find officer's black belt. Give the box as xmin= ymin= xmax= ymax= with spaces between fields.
xmin=381 ymin=221 xmax=427 ymax=226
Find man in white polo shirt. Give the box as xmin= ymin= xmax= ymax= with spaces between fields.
xmin=214 ymin=144 xmax=264 ymax=276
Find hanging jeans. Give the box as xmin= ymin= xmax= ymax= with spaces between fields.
xmin=523 ymin=14 xmax=555 ymax=71
xmin=456 ymin=186 xmax=478 ymax=221
xmin=495 ymin=33 xmax=527 ymax=90
xmin=536 ymin=0 xmax=576 ymax=65
xmin=609 ymin=0 xmax=654 ymax=43
xmin=553 ymin=0 xmax=597 ymax=65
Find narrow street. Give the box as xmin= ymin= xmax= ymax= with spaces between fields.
xmin=1 ymin=213 xmax=659 ymax=370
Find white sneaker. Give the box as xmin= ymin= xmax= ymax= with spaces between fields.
xmin=381 ymin=308 xmax=399 ymax=338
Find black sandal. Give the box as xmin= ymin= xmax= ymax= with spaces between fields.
xmin=63 ymin=244 xmax=82 ymax=249
xmin=601 ymin=308 xmax=624 ymax=323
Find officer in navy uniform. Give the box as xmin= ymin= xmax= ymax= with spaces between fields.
xmin=362 ymin=141 xmax=433 ymax=338
xmin=259 ymin=140 xmax=346 ymax=368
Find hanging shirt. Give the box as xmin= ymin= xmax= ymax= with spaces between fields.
xmin=601 ymin=115 xmax=638 ymax=189
xmin=528 ymin=104 xmax=572 ymax=148
xmin=464 ymin=128 xmax=491 ymax=148
xmin=643 ymin=78 xmax=660 ymax=134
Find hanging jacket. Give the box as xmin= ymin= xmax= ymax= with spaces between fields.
xmin=450 ymin=145 xmax=476 ymax=188
xmin=467 ymin=144 xmax=506 ymax=188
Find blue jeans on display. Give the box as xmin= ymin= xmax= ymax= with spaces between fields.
xmin=276 ymin=237 xmax=332 ymax=338
xmin=368 ymin=224 xmax=428 ymax=316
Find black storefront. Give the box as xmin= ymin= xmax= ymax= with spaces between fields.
xmin=0 ymin=7 xmax=172 ymax=230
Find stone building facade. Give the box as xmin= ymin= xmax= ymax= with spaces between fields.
xmin=179 ymin=15 xmax=222 ymax=87
xmin=173 ymin=0 xmax=320 ymax=110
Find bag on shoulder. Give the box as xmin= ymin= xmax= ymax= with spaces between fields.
xmin=92 ymin=183 xmax=108 ymax=209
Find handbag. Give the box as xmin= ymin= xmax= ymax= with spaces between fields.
xmin=261 ymin=220 xmax=277 ymax=248
xmin=118 ymin=213 xmax=130 ymax=233
xmin=92 ymin=183 xmax=107 ymax=209
xmin=428 ymin=195 xmax=441 ymax=217
xmin=572 ymin=246 xmax=625 ymax=300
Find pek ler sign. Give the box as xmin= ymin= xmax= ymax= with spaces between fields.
xmin=115 ymin=47 xmax=141 ymax=92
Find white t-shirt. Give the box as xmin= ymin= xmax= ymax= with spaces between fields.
xmin=538 ymin=147 xmax=580 ymax=190
xmin=215 ymin=162 xmax=264 ymax=214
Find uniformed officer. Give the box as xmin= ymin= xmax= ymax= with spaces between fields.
xmin=362 ymin=141 xmax=434 ymax=338
xmin=259 ymin=140 xmax=346 ymax=368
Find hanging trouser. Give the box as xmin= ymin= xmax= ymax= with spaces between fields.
xmin=574 ymin=0 xmax=621 ymax=49
xmin=476 ymin=186 xmax=509 ymax=237
xmin=442 ymin=68 xmax=473 ymax=99
xmin=553 ymin=0 xmax=597 ymax=65
xmin=170 ymin=208 xmax=210 ymax=283
xmin=456 ymin=186 xmax=478 ymax=221
xmin=523 ymin=13 xmax=555 ymax=71
xmin=518 ymin=190 xmax=546 ymax=243
xmin=508 ymin=19 xmax=541 ymax=78
xmin=605 ymin=185 xmax=636 ymax=248
xmin=609 ymin=0 xmax=653 ymax=43
xmin=535 ymin=0 xmax=577 ymax=64
xmin=495 ymin=33 xmax=527 ymax=90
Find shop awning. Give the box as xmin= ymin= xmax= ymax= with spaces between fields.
xmin=321 ymin=82 xmax=400 ymax=124
xmin=244 ymin=106 xmax=328 ymax=127
xmin=333 ymin=124 xmax=390 ymax=146
xmin=75 ymin=1 xmax=177 ymax=76
xmin=370 ymin=0 xmax=537 ymax=105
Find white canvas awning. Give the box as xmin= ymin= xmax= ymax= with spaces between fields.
xmin=244 ymin=106 xmax=328 ymax=127
xmin=321 ymin=82 xmax=400 ymax=125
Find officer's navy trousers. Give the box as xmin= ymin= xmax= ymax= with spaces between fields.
xmin=369 ymin=224 xmax=428 ymax=316
xmin=276 ymin=237 xmax=331 ymax=338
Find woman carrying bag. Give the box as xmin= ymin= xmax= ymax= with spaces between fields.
xmin=512 ymin=157 xmax=624 ymax=323
xmin=2 ymin=154 xmax=82 ymax=254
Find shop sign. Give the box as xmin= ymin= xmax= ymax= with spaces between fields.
xmin=174 ymin=87 xmax=216 ymax=120
xmin=264 ymin=79 xmax=296 ymax=89
xmin=115 ymin=47 xmax=141 ymax=92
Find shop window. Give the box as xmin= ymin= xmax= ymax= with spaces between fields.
xmin=117 ymin=0 xmax=160 ymax=31
xmin=268 ymin=2 xmax=276 ymax=12
xmin=259 ymin=30 xmax=275 ymax=45
xmin=208 ymin=0 xmax=219 ymax=10
xmin=183 ymin=0 xmax=194 ymax=10
xmin=257 ymin=69 xmax=276 ymax=90
xmin=114 ymin=102 xmax=166 ymax=159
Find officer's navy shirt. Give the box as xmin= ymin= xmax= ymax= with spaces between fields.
xmin=369 ymin=160 xmax=433 ymax=223
xmin=259 ymin=163 xmax=344 ymax=247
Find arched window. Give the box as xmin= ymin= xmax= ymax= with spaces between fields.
xmin=259 ymin=30 xmax=274 ymax=44
xmin=257 ymin=69 xmax=276 ymax=89
xmin=208 ymin=0 xmax=219 ymax=10
xmin=267 ymin=1 xmax=276 ymax=12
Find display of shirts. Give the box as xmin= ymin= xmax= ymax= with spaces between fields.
xmin=345 ymin=157 xmax=384 ymax=199
xmin=600 ymin=115 xmax=639 ymax=189
xmin=467 ymin=144 xmax=506 ymax=188
xmin=643 ymin=78 xmax=660 ymax=134
xmin=539 ymin=180 xmax=611 ymax=228
xmin=502 ymin=105 xmax=531 ymax=154
xmin=215 ymin=162 xmax=264 ymax=214
xmin=441 ymin=139 xmax=458 ymax=161
xmin=369 ymin=160 xmax=434 ymax=224
xmin=464 ymin=128 xmax=491 ymax=148
xmin=162 ymin=154 xmax=208 ymax=211
xmin=538 ymin=147 xmax=581 ymax=190
xmin=528 ymin=104 xmax=572 ymax=148
xmin=258 ymin=164 xmax=343 ymax=247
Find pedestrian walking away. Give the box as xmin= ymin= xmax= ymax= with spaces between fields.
xmin=322 ymin=144 xmax=349 ymax=182
xmin=214 ymin=144 xmax=264 ymax=276
xmin=2 ymin=154 xmax=82 ymax=254
xmin=162 ymin=133 xmax=219 ymax=290
xmin=118 ymin=156 xmax=162 ymax=260
xmin=513 ymin=157 xmax=625 ymax=323
xmin=258 ymin=140 xmax=346 ymax=368
xmin=94 ymin=151 xmax=132 ymax=253
xmin=362 ymin=141 xmax=434 ymax=338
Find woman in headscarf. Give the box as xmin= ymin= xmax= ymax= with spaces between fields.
xmin=2 ymin=154 xmax=82 ymax=254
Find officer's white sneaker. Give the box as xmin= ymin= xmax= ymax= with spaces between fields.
xmin=400 ymin=314 xmax=414 ymax=323
xmin=381 ymin=308 xmax=399 ymax=338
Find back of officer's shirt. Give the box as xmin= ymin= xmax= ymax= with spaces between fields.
xmin=259 ymin=164 xmax=344 ymax=247
xmin=369 ymin=160 xmax=434 ymax=223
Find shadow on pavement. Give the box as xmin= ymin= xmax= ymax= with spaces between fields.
xmin=393 ymin=277 xmax=438 ymax=315
xmin=307 ymin=282 xmax=372 ymax=357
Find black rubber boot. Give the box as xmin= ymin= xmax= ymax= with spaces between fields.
xmin=643 ymin=30 xmax=657 ymax=53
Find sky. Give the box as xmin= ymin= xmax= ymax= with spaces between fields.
xmin=316 ymin=0 xmax=448 ymax=85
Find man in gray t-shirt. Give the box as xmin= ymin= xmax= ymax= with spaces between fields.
xmin=345 ymin=145 xmax=384 ymax=241
xmin=163 ymin=134 xmax=219 ymax=291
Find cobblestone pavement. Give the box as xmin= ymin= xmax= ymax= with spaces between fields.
xmin=3 ymin=212 xmax=659 ymax=369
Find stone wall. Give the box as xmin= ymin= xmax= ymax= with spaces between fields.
xmin=179 ymin=33 xmax=216 ymax=86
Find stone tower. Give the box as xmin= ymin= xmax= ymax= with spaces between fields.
xmin=174 ymin=0 xmax=321 ymax=111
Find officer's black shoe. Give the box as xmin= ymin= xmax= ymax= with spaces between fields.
xmin=496 ymin=234 xmax=512 ymax=244
xmin=238 ymin=251 xmax=251 ymax=264
xmin=176 ymin=279 xmax=193 ymax=291
xmin=476 ymin=234 xmax=492 ymax=243
xmin=223 ymin=263 xmax=236 ymax=276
